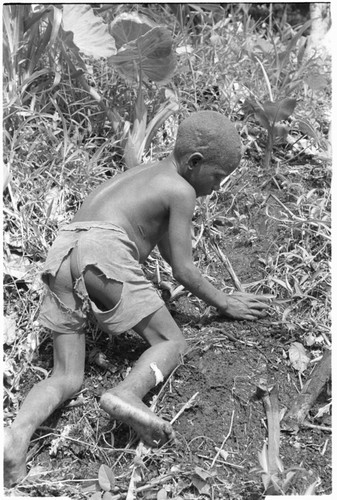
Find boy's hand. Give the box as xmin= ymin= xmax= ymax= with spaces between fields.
xmin=218 ymin=292 xmax=274 ymax=321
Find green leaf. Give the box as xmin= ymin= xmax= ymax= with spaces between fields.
xmin=304 ymin=74 xmax=328 ymax=92
xmin=296 ymin=118 xmax=320 ymax=143
xmin=110 ymin=12 xmax=155 ymax=50
xmin=49 ymin=5 xmax=63 ymax=46
xmin=262 ymin=98 xmax=297 ymax=124
xmin=3 ymin=163 xmax=11 ymax=192
xmin=258 ymin=443 xmax=269 ymax=473
xmin=124 ymin=85 xmax=147 ymax=168
xmin=194 ymin=466 xmax=215 ymax=481
xmin=242 ymin=99 xmax=270 ymax=131
xmin=109 ymin=13 xmax=176 ymax=84
xmin=279 ymin=19 xmax=312 ymax=72
xmin=143 ymin=94 xmax=179 ymax=152
xmin=157 ymin=489 xmax=168 ymax=500
xmin=252 ymin=36 xmax=273 ymax=54
xmin=191 ymin=475 xmax=210 ymax=495
xmin=102 ymin=492 xmax=116 ymax=500
xmin=90 ymin=493 xmax=102 ymax=500
xmin=124 ymin=90 xmax=178 ymax=169
xmin=98 ymin=464 xmax=115 ymax=492
xmin=273 ymin=124 xmax=289 ymax=143
xmin=261 ymin=472 xmax=271 ymax=491
xmin=288 ymin=342 xmax=310 ymax=374
xmin=304 ymin=480 xmax=318 ymax=495
xmin=253 ymin=108 xmax=271 ymax=131
xmin=3 ymin=314 xmax=17 ymax=345
xmin=62 ymin=4 xmax=116 ymax=58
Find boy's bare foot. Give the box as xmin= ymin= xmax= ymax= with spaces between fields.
xmin=100 ymin=389 xmax=175 ymax=447
xmin=3 ymin=427 xmax=28 ymax=488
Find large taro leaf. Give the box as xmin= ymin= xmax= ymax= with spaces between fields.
xmin=110 ymin=12 xmax=155 ymax=50
xmin=108 ymin=13 xmax=176 ymax=84
xmin=61 ymin=4 xmax=116 ymax=58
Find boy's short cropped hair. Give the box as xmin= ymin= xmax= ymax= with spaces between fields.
xmin=173 ymin=111 xmax=242 ymax=174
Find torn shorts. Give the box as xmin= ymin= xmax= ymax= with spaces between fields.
xmin=39 ymin=221 xmax=164 ymax=335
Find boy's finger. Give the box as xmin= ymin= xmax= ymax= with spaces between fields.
xmin=250 ymin=307 xmax=268 ymax=316
xmin=250 ymin=300 xmax=270 ymax=309
xmin=256 ymin=294 xmax=275 ymax=302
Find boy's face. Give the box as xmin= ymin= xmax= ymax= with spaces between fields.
xmin=191 ymin=161 xmax=229 ymax=197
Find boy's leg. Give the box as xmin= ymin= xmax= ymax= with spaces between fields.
xmin=4 ymin=331 xmax=86 ymax=487
xmin=4 ymin=252 xmax=86 ymax=488
xmin=78 ymin=264 xmax=187 ymax=446
xmin=100 ymin=305 xmax=188 ymax=446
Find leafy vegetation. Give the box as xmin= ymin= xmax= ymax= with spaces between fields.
xmin=3 ymin=3 xmax=331 ymax=498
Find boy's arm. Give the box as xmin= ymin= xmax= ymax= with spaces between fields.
xmin=164 ymin=183 xmax=272 ymax=321
xmin=157 ymin=233 xmax=172 ymax=265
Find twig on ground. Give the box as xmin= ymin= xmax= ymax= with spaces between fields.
xmin=210 ymin=409 xmax=235 ymax=468
xmin=212 ymin=243 xmax=244 ymax=292
xmin=302 ymin=421 xmax=331 ymax=432
xmin=135 ymin=473 xmax=173 ymax=492
xmin=170 ymin=391 xmax=199 ymax=425
xmin=197 ymin=453 xmax=244 ymax=469
xmin=215 ymin=328 xmax=258 ymax=347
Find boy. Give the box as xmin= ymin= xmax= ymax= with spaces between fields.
xmin=4 ymin=111 xmax=271 ymax=486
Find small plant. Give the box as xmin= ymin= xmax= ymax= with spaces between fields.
xmin=239 ymin=14 xmax=330 ymax=168
xmin=90 ymin=464 xmax=118 ymax=500
xmin=243 ymin=96 xmax=297 ymax=168
xmin=255 ymin=384 xmax=317 ymax=495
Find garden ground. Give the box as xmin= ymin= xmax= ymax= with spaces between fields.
xmin=4 ymin=158 xmax=332 ymax=499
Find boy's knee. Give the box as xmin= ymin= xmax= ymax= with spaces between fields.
xmin=66 ymin=372 xmax=83 ymax=395
xmin=157 ymin=331 xmax=187 ymax=353
xmin=173 ymin=337 xmax=188 ymax=356
xmin=53 ymin=371 xmax=84 ymax=400
xmin=99 ymin=391 xmax=110 ymax=410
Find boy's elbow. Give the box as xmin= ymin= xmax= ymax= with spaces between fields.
xmin=172 ymin=263 xmax=195 ymax=286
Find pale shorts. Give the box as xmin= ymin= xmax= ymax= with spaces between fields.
xmin=39 ymin=221 xmax=164 ymax=335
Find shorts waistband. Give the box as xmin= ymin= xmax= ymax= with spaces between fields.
xmin=59 ymin=221 xmax=126 ymax=234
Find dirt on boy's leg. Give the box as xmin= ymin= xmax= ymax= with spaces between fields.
xmin=100 ymin=388 xmax=175 ymax=446
xmin=100 ymin=320 xmax=187 ymax=447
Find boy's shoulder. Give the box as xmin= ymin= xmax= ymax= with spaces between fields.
xmin=154 ymin=166 xmax=196 ymax=201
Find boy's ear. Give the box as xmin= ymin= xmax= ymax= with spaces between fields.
xmin=187 ymin=152 xmax=204 ymax=170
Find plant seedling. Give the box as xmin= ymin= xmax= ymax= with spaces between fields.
xmin=90 ymin=464 xmax=118 ymax=500
xmin=243 ymin=97 xmax=297 ymax=168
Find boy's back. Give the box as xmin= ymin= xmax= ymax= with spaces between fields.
xmin=72 ymin=157 xmax=195 ymax=263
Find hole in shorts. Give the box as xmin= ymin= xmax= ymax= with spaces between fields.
xmin=83 ymin=265 xmax=123 ymax=312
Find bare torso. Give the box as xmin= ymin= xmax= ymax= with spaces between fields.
xmin=72 ymin=157 xmax=193 ymax=263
